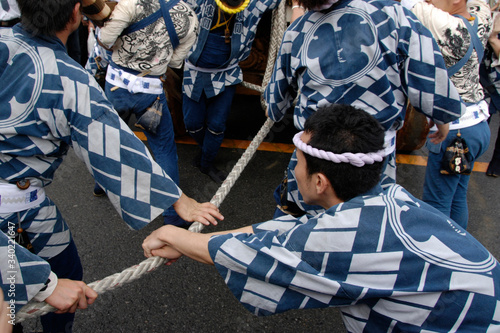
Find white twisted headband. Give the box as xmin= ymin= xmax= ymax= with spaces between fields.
xmin=293 ymin=131 xmax=386 ymax=167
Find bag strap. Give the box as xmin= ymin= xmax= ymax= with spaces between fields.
xmin=447 ymin=14 xmax=484 ymax=77
xmin=120 ymin=0 xmax=181 ymax=49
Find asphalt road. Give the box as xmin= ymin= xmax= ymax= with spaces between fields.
xmin=19 ymin=95 xmax=500 ymax=332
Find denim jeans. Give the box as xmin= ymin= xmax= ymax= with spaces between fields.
xmin=182 ymin=85 xmax=236 ymax=169
xmin=105 ymin=84 xmax=179 ymax=218
xmin=422 ymin=121 xmax=490 ymax=229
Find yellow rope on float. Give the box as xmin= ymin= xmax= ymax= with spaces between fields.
xmin=214 ymin=0 xmax=250 ymax=14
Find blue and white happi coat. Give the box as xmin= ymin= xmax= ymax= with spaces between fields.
xmin=264 ymin=0 xmax=465 ymax=215
xmin=182 ymin=0 xmax=280 ymax=101
xmin=0 ymin=26 xmax=181 ymax=309
xmin=209 ymin=184 xmax=500 ymax=332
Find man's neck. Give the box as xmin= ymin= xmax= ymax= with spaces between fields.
xmin=55 ymin=29 xmax=71 ymax=46
xmin=451 ymin=3 xmax=470 ymax=18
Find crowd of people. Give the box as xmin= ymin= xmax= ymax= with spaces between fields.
xmin=1 ymin=0 xmax=500 ymax=331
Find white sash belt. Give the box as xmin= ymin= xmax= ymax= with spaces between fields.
xmin=106 ymin=65 xmax=164 ymax=94
xmin=184 ymin=60 xmax=239 ymax=74
xmin=449 ymin=100 xmax=489 ymax=130
xmin=430 ymin=100 xmax=490 ymax=131
xmin=0 ymin=183 xmax=46 ymax=213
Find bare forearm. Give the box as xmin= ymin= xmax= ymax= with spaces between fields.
xmin=210 ymin=225 xmax=254 ymax=236
xmin=167 ymin=225 xmax=254 ymax=263
xmin=143 ymin=225 xmax=255 ymax=265
xmin=163 ymin=227 xmax=214 ymax=264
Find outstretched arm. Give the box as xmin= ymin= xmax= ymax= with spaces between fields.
xmin=142 ymin=225 xmax=254 ymax=264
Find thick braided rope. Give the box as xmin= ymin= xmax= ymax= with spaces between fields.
xmin=191 ymin=0 xmax=285 ymax=232
xmin=15 ymin=256 xmax=168 ymax=322
xmin=189 ymin=117 xmax=275 ymax=233
xmin=240 ymin=0 xmax=286 ymax=110
xmin=293 ymin=132 xmax=386 ymax=167
xmin=15 ymin=118 xmax=276 ymax=323
xmin=15 ymin=3 xmax=286 ymax=322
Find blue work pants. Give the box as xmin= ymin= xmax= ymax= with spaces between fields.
xmin=422 ymin=121 xmax=490 ymax=229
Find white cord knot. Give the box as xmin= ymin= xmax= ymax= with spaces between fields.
xmin=293 ymin=131 xmax=386 ymax=167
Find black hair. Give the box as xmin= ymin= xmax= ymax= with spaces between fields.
xmin=17 ymin=0 xmax=81 ymax=37
xmin=302 ymin=104 xmax=385 ymax=202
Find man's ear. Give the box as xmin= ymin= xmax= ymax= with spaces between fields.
xmin=71 ymin=2 xmax=81 ymax=24
xmin=315 ymin=173 xmax=331 ymax=195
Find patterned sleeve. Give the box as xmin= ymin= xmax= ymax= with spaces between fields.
xmin=66 ymin=68 xmax=182 ymax=230
xmin=252 ymin=214 xmax=308 ymax=235
xmin=207 ymin=214 xmax=359 ymax=316
xmin=0 ymin=231 xmax=51 ymax=312
xmin=263 ymin=27 xmax=297 ymax=123
xmin=401 ymin=5 xmax=465 ymax=123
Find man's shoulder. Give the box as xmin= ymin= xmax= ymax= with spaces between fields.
xmin=343 ymin=184 xmax=421 ymax=209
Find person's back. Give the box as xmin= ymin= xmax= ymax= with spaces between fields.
xmin=310 ymin=184 xmax=500 ymax=331
xmin=404 ymin=0 xmax=492 ymax=229
xmin=99 ymin=0 xmax=198 ymax=76
xmin=266 ymin=0 xmax=462 ymax=134
xmin=0 ymin=25 xmax=101 ymax=190
xmin=409 ymin=0 xmax=491 ymax=103
xmin=97 ymin=0 xmax=199 ymax=226
xmin=142 ymin=104 xmax=500 ymax=332
xmin=264 ymin=0 xmax=464 ymax=218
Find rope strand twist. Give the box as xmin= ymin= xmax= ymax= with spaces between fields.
xmin=15 ymin=0 xmax=287 ymax=323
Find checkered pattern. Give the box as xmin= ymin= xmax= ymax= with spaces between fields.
xmin=0 ymin=25 xmax=181 ymax=307
xmin=182 ymin=0 xmax=279 ymax=101
xmin=264 ymin=0 xmax=465 ymax=216
xmin=209 ymin=184 xmax=500 ymax=332
xmin=0 ymin=232 xmax=51 ymax=311
xmin=265 ymin=0 xmax=463 ymax=131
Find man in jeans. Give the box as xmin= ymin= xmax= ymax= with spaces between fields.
xmin=98 ymin=0 xmax=199 ymax=227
